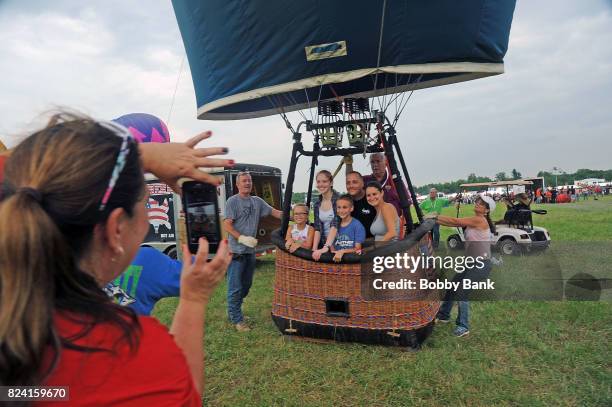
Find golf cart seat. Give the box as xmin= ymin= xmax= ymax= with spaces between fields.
xmin=504 ymin=208 xmax=533 ymax=229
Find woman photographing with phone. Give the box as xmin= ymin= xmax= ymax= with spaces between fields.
xmin=0 ymin=113 xmax=231 ymax=403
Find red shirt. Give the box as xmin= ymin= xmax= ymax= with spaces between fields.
xmin=0 ymin=155 xmax=7 ymax=182
xmin=41 ymin=314 xmax=200 ymax=406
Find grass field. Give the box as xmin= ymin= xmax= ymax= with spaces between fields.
xmin=154 ymin=196 xmax=612 ymax=406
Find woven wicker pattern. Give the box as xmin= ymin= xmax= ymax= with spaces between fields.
xmin=272 ymin=235 xmax=440 ymax=331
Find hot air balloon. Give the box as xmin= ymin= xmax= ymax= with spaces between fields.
xmin=112 ymin=113 xmax=171 ymax=143
xmin=172 ymin=0 xmax=516 ymax=348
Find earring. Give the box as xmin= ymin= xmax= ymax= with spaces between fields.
xmin=111 ymin=246 xmax=125 ymax=262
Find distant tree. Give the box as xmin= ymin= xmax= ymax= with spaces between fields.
xmin=511 ymin=168 xmax=522 ymax=179
xmin=495 ymin=172 xmax=508 ymax=181
xmin=291 ymin=192 xmax=307 ymax=204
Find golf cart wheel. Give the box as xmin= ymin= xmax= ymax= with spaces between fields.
xmin=498 ymin=238 xmax=520 ymax=256
xmin=447 ymin=234 xmax=464 ymax=250
xmin=164 ymin=246 xmax=178 ymax=260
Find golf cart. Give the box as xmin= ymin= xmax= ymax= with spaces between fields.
xmin=447 ymin=181 xmax=551 ymax=255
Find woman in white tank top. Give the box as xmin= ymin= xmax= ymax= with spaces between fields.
xmin=425 ymin=194 xmax=496 ymax=337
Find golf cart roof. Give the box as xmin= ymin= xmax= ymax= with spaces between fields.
xmin=460 ymin=180 xmax=534 ymax=188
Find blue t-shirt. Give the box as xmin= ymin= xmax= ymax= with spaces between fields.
xmin=333 ymin=218 xmax=366 ymax=251
xmin=111 ymin=247 xmax=182 ymax=316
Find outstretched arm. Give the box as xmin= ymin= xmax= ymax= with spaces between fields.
xmin=170 ymin=239 xmax=231 ymax=395
xmin=437 ymin=215 xmax=486 ymax=229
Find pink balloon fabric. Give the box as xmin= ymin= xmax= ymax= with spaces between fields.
xmin=112 ymin=113 xmax=171 ymax=144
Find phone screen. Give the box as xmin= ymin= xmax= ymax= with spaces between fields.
xmin=183 ymin=181 xmax=220 ymax=254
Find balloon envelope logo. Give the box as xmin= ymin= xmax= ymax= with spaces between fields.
xmin=305 ymin=41 xmax=347 ymax=61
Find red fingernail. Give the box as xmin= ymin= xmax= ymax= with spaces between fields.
xmin=228 ymin=159 xmax=235 ymax=165
xmin=224 ymin=239 xmax=228 ymax=244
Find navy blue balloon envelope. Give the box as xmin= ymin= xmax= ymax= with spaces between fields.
xmin=172 ymin=0 xmax=516 ymax=120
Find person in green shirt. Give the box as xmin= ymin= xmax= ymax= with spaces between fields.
xmin=420 ymin=188 xmax=451 ymax=248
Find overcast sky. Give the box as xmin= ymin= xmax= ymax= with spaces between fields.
xmin=0 ymin=1 xmax=610 ymax=188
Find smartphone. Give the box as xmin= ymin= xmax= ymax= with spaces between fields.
xmin=182 ymin=181 xmax=221 ymax=254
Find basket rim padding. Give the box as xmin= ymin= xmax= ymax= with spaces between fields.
xmin=270 ymin=219 xmax=435 ymax=264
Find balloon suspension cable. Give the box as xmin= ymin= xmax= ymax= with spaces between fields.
xmin=372 ymin=0 xmax=387 ymax=96
xmin=304 ymin=88 xmax=315 ymax=123
xmin=267 ymin=95 xmax=297 ymax=135
xmin=387 ymin=73 xmax=410 ymax=119
xmin=281 ymin=111 xmax=296 ymax=134
xmin=283 ymin=91 xmax=308 ymax=123
xmin=166 ymin=55 xmax=185 ymax=128
xmin=392 ymin=74 xmax=423 ymax=127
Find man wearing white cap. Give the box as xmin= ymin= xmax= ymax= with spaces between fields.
xmin=424 ymin=194 xmax=496 ymax=337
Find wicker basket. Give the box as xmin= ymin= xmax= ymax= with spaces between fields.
xmin=271 ymin=228 xmax=440 ymax=348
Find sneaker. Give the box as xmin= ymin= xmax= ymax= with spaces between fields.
xmin=436 ymin=315 xmax=450 ymax=323
xmin=234 ymin=322 xmax=251 ymax=332
xmin=454 ymin=326 xmax=470 ymax=337
xmin=491 ymin=256 xmax=503 ymax=266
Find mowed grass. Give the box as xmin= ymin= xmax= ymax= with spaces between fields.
xmin=154 ymin=196 xmax=612 ymax=406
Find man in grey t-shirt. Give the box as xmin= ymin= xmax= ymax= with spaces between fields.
xmin=224 ymin=171 xmax=282 ymax=331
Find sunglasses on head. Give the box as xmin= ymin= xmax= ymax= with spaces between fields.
xmin=96 ymin=121 xmax=135 ymax=212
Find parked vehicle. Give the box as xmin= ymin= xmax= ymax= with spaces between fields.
xmin=447 ymin=180 xmax=551 ymax=255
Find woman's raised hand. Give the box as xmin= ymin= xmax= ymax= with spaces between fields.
xmin=139 ymin=131 xmax=233 ymax=193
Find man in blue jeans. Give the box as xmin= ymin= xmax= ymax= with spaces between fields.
xmin=224 ymin=171 xmax=282 ymax=331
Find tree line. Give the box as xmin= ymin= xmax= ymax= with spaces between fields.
xmin=416 ymin=168 xmax=611 ymax=194
xmin=291 ymin=168 xmax=611 ymax=201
